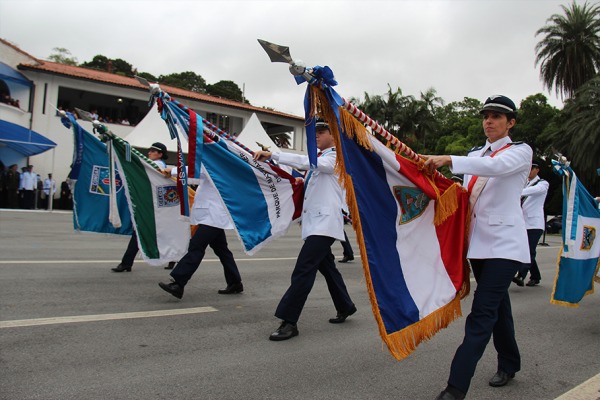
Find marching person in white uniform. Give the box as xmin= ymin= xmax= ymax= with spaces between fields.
xmin=158 ymin=165 xmax=243 ymax=299
xmin=112 ymin=142 xmax=175 ymax=272
xmin=254 ymin=120 xmax=356 ymax=341
xmin=425 ymin=95 xmax=532 ymax=400
xmin=513 ymin=162 xmax=549 ymax=287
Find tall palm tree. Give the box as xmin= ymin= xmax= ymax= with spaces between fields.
xmin=535 ymin=1 xmax=600 ymax=99
xmin=552 ymin=74 xmax=600 ymax=187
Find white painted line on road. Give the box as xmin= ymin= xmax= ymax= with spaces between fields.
xmin=554 ymin=372 xmax=600 ymax=400
xmin=0 ymin=307 xmax=218 ymax=329
xmin=0 ymin=257 xmax=300 ymax=264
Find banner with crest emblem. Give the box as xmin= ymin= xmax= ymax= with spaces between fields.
xmin=63 ymin=113 xmax=133 ymax=235
xmin=337 ymin=131 xmax=470 ymax=360
xmin=551 ymin=160 xmax=600 ymax=306
xmin=110 ymin=136 xmax=191 ymax=266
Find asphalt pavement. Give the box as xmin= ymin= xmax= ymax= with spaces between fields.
xmin=0 ymin=210 xmax=598 ymax=400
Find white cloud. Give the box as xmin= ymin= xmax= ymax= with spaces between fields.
xmin=0 ymin=0 xmax=566 ymax=116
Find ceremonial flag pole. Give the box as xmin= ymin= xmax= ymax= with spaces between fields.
xmin=133 ymin=79 xmax=304 ymax=255
xmin=258 ymin=39 xmax=470 ymax=361
xmin=257 ymin=39 xmax=442 ymax=174
xmin=72 ymin=108 xmax=192 ymax=265
xmin=74 ymin=108 xmax=164 ymax=173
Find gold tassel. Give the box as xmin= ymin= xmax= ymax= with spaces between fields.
xmin=311 ymin=84 xmax=467 ymax=361
xmin=383 ymin=295 xmax=462 ymax=360
xmin=433 ymin=183 xmax=459 ymax=226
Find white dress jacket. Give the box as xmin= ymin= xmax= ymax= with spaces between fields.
xmin=450 ymin=136 xmax=533 ymax=263
xmin=272 ymin=148 xmax=345 ymax=241
xmin=171 ymin=167 xmax=234 ymax=230
xmin=521 ymin=176 xmax=549 ymax=230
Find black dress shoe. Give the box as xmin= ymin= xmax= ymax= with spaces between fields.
xmin=526 ymin=279 xmax=540 ymax=287
xmin=158 ymin=280 xmax=184 ymax=299
xmin=164 ymin=262 xmax=176 ymax=270
xmin=489 ymin=370 xmax=515 ymax=387
xmin=339 ymin=255 xmax=354 ymax=263
xmin=218 ymin=282 xmax=244 ymax=294
xmin=434 ymin=389 xmax=465 ymax=400
xmin=512 ymin=276 xmax=524 ymax=287
xmin=329 ymin=304 xmax=357 ymax=323
xmin=111 ymin=264 xmax=131 ymax=272
xmin=269 ymin=321 xmax=298 ymax=341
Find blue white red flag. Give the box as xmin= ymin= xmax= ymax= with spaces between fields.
xmin=338 ymin=131 xmax=470 ymax=360
xmin=295 ymin=73 xmax=470 ymax=360
xmin=61 ymin=113 xmax=133 ymax=235
xmin=551 ymin=160 xmax=600 ymax=306
xmin=156 ymin=94 xmax=303 ymax=255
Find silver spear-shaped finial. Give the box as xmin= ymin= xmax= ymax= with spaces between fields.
xmin=257 ymin=39 xmax=313 ymax=80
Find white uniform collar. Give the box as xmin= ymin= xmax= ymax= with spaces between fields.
xmin=319 ymin=147 xmax=336 ymax=155
xmin=485 ymin=136 xmax=512 ymax=153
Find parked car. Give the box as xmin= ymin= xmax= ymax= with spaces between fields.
xmin=546 ymin=216 xmax=562 ymax=234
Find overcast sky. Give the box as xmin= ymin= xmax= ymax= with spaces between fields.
xmin=0 ymin=0 xmax=568 ymax=117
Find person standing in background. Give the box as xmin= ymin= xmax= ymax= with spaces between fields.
xmin=5 ymin=164 xmax=20 ymax=208
xmin=20 ymin=165 xmax=37 ymax=209
xmin=513 ymin=162 xmax=548 ymax=287
xmin=43 ymin=173 xmax=57 ymax=210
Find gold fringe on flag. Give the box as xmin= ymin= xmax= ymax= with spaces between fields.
xmin=312 ymin=84 xmax=468 ymax=360
xmin=384 ymin=295 xmax=463 ymax=360
xmin=550 ymin=247 xmax=600 ymax=307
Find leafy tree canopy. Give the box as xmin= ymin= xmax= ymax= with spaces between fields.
xmin=158 ymin=71 xmax=206 ymax=93
xmin=136 ymin=71 xmax=158 ymax=82
xmin=512 ymin=94 xmax=560 ymax=157
xmin=48 ymin=47 xmax=78 ymax=66
xmin=206 ymin=80 xmax=245 ymax=102
xmin=80 ymin=55 xmax=135 ymax=76
xmin=535 ymin=1 xmax=600 ymax=98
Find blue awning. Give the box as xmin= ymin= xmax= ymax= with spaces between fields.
xmin=0 ymin=62 xmax=33 ymax=87
xmin=0 ymin=119 xmax=57 ymax=156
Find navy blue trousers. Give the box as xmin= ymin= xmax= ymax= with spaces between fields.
xmin=448 ymin=258 xmax=521 ymax=394
xmin=121 ymin=230 xmax=139 ymax=267
xmin=518 ymin=229 xmax=543 ymax=281
xmin=340 ymin=230 xmax=354 ymax=257
xmin=170 ymin=224 xmax=241 ymax=287
xmin=275 ymin=235 xmax=354 ymax=324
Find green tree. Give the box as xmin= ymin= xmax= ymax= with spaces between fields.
xmin=80 ymin=55 xmax=134 ymax=76
xmin=206 ymin=80 xmax=244 ymax=102
xmin=409 ymin=88 xmax=444 ymax=153
xmin=434 ymin=97 xmax=483 ymax=155
xmin=159 ymin=71 xmax=206 ymax=93
xmin=136 ymin=71 xmax=158 ymax=82
xmin=48 ymin=47 xmax=78 ymax=65
xmin=512 ymin=94 xmax=560 ymax=157
xmin=535 ymin=1 xmax=600 ymax=98
xmin=543 ymin=74 xmax=600 ymax=188
xmin=111 ymin=58 xmax=135 ymax=76
xmin=356 ymin=85 xmax=413 ymax=140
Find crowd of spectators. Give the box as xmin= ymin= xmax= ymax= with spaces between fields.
xmin=57 ymin=108 xmax=134 ymax=126
xmin=1 ymin=94 xmax=21 ymax=108
xmin=0 ymin=161 xmax=72 ymax=210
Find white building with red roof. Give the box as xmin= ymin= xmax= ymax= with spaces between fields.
xmin=0 ymin=37 xmax=305 ymax=191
